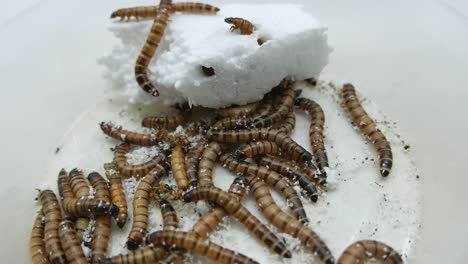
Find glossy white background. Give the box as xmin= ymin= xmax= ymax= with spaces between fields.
xmin=1 ymin=0 xmax=467 ymax=263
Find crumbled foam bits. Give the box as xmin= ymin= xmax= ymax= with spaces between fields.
xmin=99 ymin=4 xmax=331 ymax=108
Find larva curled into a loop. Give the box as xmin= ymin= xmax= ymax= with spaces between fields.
xmin=146 ymin=230 xmax=260 ymax=264
xmin=341 ymin=84 xmax=393 ymax=177
xmin=110 ymin=3 xmax=220 ymax=21
xmin=102 ymin=245 xmax=168 ymax=264
xmin=295 ymin=97 xmax=330 ymax=177
xmin=185 ymin=139 xmax=207 ymax=187
xmin=197 ymin=141 xmax=222 ymax=188
xmin=142 ymin=112 xmax=185 ymax=130
xmin=244 ymin=176 xmax=335 ymax=264
xmin=233 ymin=140 xmax=280 ymax=160
xmin=215 ymin=102 xmax=259 ymax=118
xmin=30 ymin=210 xmax=50 ymax=264
xmin=224 ymin=17 xmax=255 ymax=35
xmin=58 ymin=220 xmax=88 ymax=264
xmin=171 ymin=144 xmax=190 ymax=190
xmin=104 ymin=163 xmax=128 ymax=228
xmin=183 ymin=187 xmax=292 ymax=258
xmin=113 ymin=143 xmax=167 ymax=178
xmin=100 ymin=122 xmax=167 ymax=146
xmin=337 ymin=240 xmax=403 ymax=264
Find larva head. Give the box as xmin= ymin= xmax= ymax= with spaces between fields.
xmin=214 ymin=7 xmax=221 ymax=12
xmin=294 ymin=89 xmax=303 ymax=98
xmin=301 ymin=152 xmax=313 ymax=162
xmin=126 ymin=239 xmax=140 ymax=250
xmin=69 ymin=168 xmax=83 ymax=178
xmin=232 ymin=150 xmax=246 ymax=161
xmin=182 ymin=189 xmax=198 ymax=203
xmin=109 ymin=204 xmax=120 ymax=217
xmin=224 ymin=17 xmax=235 ymax=24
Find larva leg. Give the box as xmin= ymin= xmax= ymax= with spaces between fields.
xmin=197 ymin=141 xmax=222 ymax=188
xmin=30 ymin=210 xmax=50 ymax=264
xmin=102 ymin=245 xmax=169 ymax=264
xmin=142 ymin=112 xmax=185 ymax=130
xmin=104 ymin=163 xmax=128 ymax=228
xmin=224 ymin=17 xmax=255 ymax=35
xmin=341 ymin=84 xmax=393 ymax=177
xmin=100 ymin=122 xmax=167 ymax=146
xmin=171 ymin=144 xmax=190 ymax=190
xmin=185 ymin=139 xmax=207 ymax=187
xmin=337 ymin=240 xmax=403 ymax=264
xmin=112 ymin=143 xmax=167 ymax=178
xmin=58 ymin=220 xmax=88 ymax=264
xmin=69 ymin=168 xmax=91 ymax=244
xmin=233 ymin=140 xmax=280 ymax=160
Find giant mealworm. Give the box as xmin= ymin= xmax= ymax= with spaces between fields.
xmin=295 ymin=97 xmax=330 ymax=177
xmin=58 ymin=220 xmax=88 ymax=264
xmin=30 ymin=210 xmax=50 ymax=264
xmin=185 ymin=139 xmax=207 ymax=187
xmin=225 ymin=17 xmax=255 ymax=35
xmin=142 ymin=112 xmax=185 ymax=130
xmin=100 ymin=121 xmax=167 ymax=146
xmin=39 ymin=190 xmax=67 ymax=264
xmin=337 ymin=240 xmax=403 ymax=264
xmin=146 ymin=230 xmax=260 ymax=264
xmin=127 ymin=163 xmax=170 ymax=250
xmin=104 ymin=163 xmax=128 ymax=228
xmin=184 ymin=187 xmax=292 ymax=258
xmin=276 ymin=110 xmax=296 ymax=134
xmin=110 ymin=2 xmax=220 ymax=20
xmin=215 ymin=102 xmax=259 ymax=118
xmin=69 ymin=168 xmax=90 ymax=243
xmin=341 ymin=84 xmax=393 ymax=177
xmin=220 ymin=153 xmax=309 ymax=224
xmin=233 ymin=140 xmax=280 ymax=160
xmin=197 ymin=141 xmax=222 ymax=188
xmin=171 ymin=144 xmax=190 ymax=190
xmin=113 ymin=143 xmax=166 ymax=178
xmin=102 ymin=245 xmax=168 ymax=264
xmin=159 ymin=199 xmax=179 ymax=230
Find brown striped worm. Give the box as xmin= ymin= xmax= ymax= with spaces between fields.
xmin=88 ymin=172 xmax=112 ymax=264
xmin=39 ymin=190 xmax=67 ymax=264
xmin=337 ymin=240 xmax=403 ymax=264
xmin=142 ymin=112 xmax=185 ymax=130
xmin=206 ymin=127 xmax=312 ymax=162
xmin=244 ymin=176 xmax=335 ymax=264
xmin=146 ymin=230 xmax=260 ymax=264
xmin=110 ymin=3 xmax=220 ymax=20
xmin=258 ymin=155 xmax=319 ymax=202
xmin=215 ymin=102 xmax=259 ymax=118
xmin=171 ymin=144 xmax=190 ymax=190
xmin=104 ymin=163 xmax=128 ymax=228
xmin=100 ymin=121 xmax=167 ymax=146
xmin=197 ymin=141 xmax=222 ymax=188
xmin=276 ymin=110 xmax=296 ymax=134
xmin=127 ymin=163 xmax=171 ymax=250
xmin=113 ymin=143 xmax=166 ymax=178
xmin=30 ymin=210 xmax=50 ymax=264
xmin=225 ymin=17 xmax=255 ymax=35
xmin=341 ymin=83 xmax=393 ymax=177
xmin=102 ymin=245 xmax=168 ymax=264
xmin=233 ymin=140 xmax=280 ymax=160
xmin=58 ymin=220 xmax=88 ymax=264
xmin=185 ymin=139 xmax=207 ymax=187
xmin=295 ymin=97 xmax=330 ymax=177
xmin=69 ymin=168 xmax=90 ymax=243
xmin=183 ymin=187 xmax=292 ymax=258
xmin=159 ymin=199 xmax=179 ymax=230
xmin=134 ymin=0 xmax=172 ymax=96
xmin=220 ymin=153 xmax=309 ymax=224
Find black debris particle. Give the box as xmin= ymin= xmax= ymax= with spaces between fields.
xmin=416 ymin=175 xmax=420 ymax=179
xmin=55 ymin=147 xmax=61 ymax=154
xmin=201 ymin=66 xmax=215 ymax=76
xmin=404 ymin=145 xmax=411 ymax=150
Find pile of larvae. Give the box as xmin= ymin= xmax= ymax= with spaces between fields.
xmin=31 ymin=79 xmax=402 ymax=264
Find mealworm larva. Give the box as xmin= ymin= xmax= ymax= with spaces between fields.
xmin=159 ymin=199 xmax=179 ymax=230
xmin=134 ymin=0 xmax=172 ymax=96
xmin=30 ymin=210 xmax=50 ymax=264
xmin=191 ymin=177 xmax=246 ymax=239
xmin=206 ymin=127 xmax=312 ymax=162
xmin=102 ymin=245 xmax=168 ymax=264
xmin=185 ymin=139 xmax=207 ymax=187
xmin=100 ymin=121 xmax=167 ymax=146
xmin=68 ymin=168 xmax=90 ymax=244
xmin=110 ymin=3 xmax=220 ymax=20
xmin=219 ymin=154 xmax=308 ymax=224
xmin=295 ymin=97 xmax=330 ymax=177
xmin=225 ymin=17 xmax=255 ymax=35
xmin=88 ymin=172 xmax=112 ymax=264
xmin=146 ymin=230 xmax=260 ymax=264
xmin=39 ymin=190 xmax=67 ymax=264
xmin=184 ymin=187 xmax=292 ymax=258
xmin=171 ymin=144 xmax=190 ymax=190
xmin=258 ymin=155 xmax=319 ymax=202
xmin=233 ymin=140 xmax=280 ymax=160
xmin=342 ymin=84 xmax=393 ymax=177
xmin=337 ymin=240 xmax=403 ymax=264
xmin=198 ymin=141 xmax=222 ymax=188
xmin=304 ymin=78 xmax=317 ymax=86
xmin=276 ymin=110 xmax=296 ymax=134
xmin=58 ymin=220 xmax=87 ymax=264
xmin=128 ymin=163 xmax=171 ymax=250
xmin=142 ymin=112 xmax=185 ymax=130
xmin=215 ymin=102 xmax=259 ymax=118
xmin=104 ymin=163 xmax=128 ymax=228
xmin=113 ymin=143 xmax=167 ymax=178
xmin=244 ymin=176 xmax=335 ymax=264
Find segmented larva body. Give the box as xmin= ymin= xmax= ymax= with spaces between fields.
xmin=171 ymin=144 xmax=189 ymax=190
xmin=110 ymin=3 xmax=220 ymax=20
xmin=127 ymin=163 xmax=170 ymax=250
xmin=146 ymin=230 xmax=260 ymax=264
xmin=102 ymin=245 xmax=168 ymax=264
xmin=185 ymin=139 xmax=207 ymax=187
xmin=215 ymin=102 xmax=259 ymax=118
xmin=57 ymin=169 xmax=75 ymax=215
xmin=58 ymin=220 xmax=88 ymax=264
xmin=184 ymin=187 xmax=292 ymax=258
xmin=258 ymin=155 xmax=319 ymax=202
xmin=134 ymin=0 xmax=172 ymax=96
xmin=198 ymin=141 xmax=222 ymax=188
xmin=206 ymin=127 xmax=312 ymax=162
xmin=191 ymin=177 xmax=246 ymax=239
xmin=69 ymin=168 xmax=90 ymax=244
xmin=113 ymin=143 xmax=166 ymax=178
xmin=142 ymin=112 xmax=185 ymax=130
xmin=276 ymin=110 xmax=296 ymax=134
xmin=337 ymin=240 xmax=403 ymax=264
xmin=233 ymin=140 xmax=280 ymax=160
xmin=295 ymin=97 xmax=330 ymax=177
xmin=30 ymin=210 xmax=50 ymax=264
xmin=100 ymin=122 xmax=167 ymax=146
xmin=219 ymin=154 xmax=308 ymax=224
xmin=104 ymin=163 xmax=128 ymax=228
xmin=341 ymin=84 xmax=393 ymax=177
xmin=39 ymin=190 xmax=67 ymax=264
xmin=225 ymin=17 xmax=255 ymax=35
xmin=88 ymin=172 xmax=112 ymax=264
xmin=159 ymin=199 xmax=179 ymax=230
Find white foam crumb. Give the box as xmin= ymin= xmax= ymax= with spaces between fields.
xmin=99 ymin=4 xmax=331 ymax=108
xmin=125 ymin=146 xmax=161 ymax=165
xmin=324 ymin=167 xmax=338 ymax=191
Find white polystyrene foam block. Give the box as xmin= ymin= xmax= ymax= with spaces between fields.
xmin=99 ymin=3 xmax=332 ymax=108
